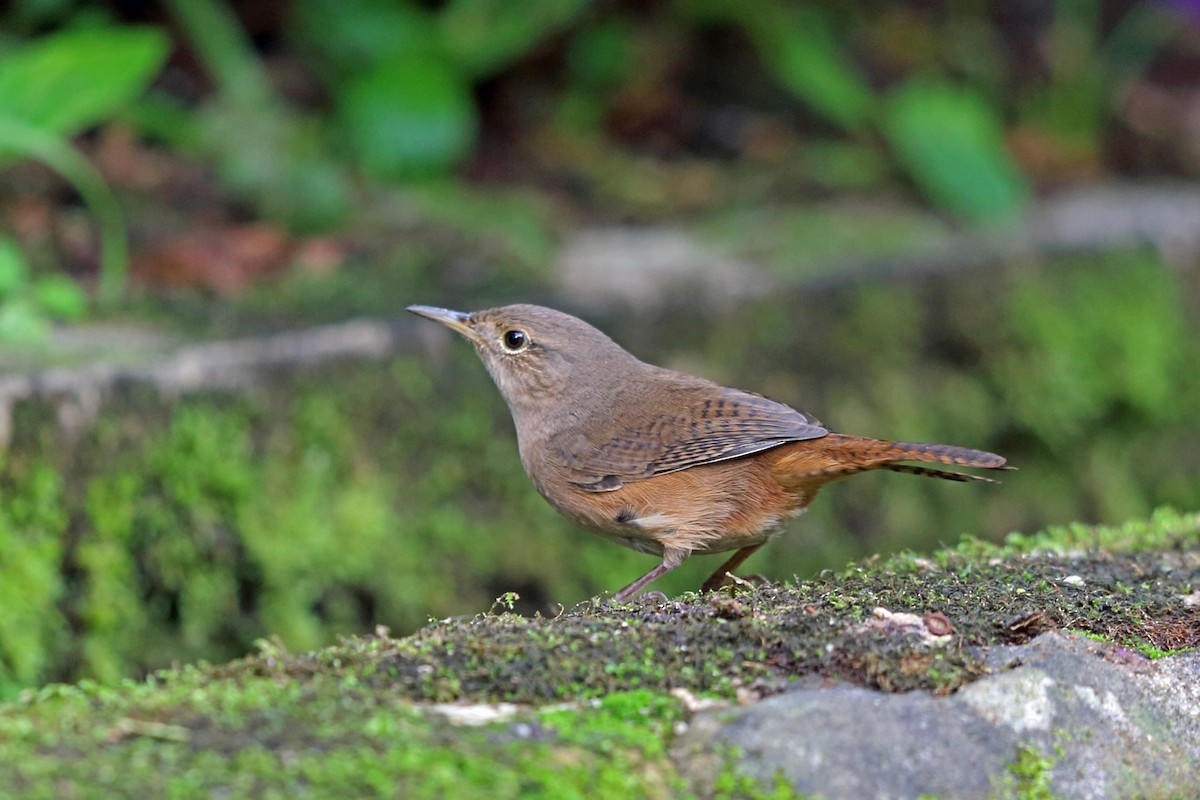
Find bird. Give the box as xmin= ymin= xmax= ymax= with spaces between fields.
xmin=408 ymin=303 xmax=1008 ymax=602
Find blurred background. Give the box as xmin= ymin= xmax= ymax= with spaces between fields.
xmin=1 ymin=0 xmax=1199 ymax=694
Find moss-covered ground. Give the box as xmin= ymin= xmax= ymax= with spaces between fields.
xmin=0 ymin=508 xmax=1195 ymax=799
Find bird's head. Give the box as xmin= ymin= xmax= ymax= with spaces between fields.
xmin=407 ymin=303 xmax=635 ymax=419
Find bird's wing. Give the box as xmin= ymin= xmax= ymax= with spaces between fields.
xmin=551 ymin=388 xmax=828 ymax=491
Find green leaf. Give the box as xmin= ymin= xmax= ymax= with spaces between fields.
xmin=338 ymin=55 xmax=477 ymax=180
xmin=0 ymin=296 xmax=49 ymax=343
xmin=749 ymin=5 xmax=873 ymax=130
xmin=0 ymin=26 xmax=170 ymax=136
xmin=33 ymin=274 xmax=88 ymax=320
xmin=0 ymin=237 xmax=29 ymax=298
xmin=198 ymin=102 xmax=352 ymax=231
xmin=678 ymin=0 xmax=872 ymax=131
xmin=883 ymin=80 xmax=1029 ymax=222
xmin=438 ymin=0 xmax=592 ymax=78
xmin=568 ymin=18 xmax=634 ymax=89
xmin=292 ymin=0 xmax=436 ymax=78
xmin=0 ymin=120 xmax=129 ymax=304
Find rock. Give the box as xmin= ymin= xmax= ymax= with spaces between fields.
xmin=673 ymin=632 xmax=1200 ymax=799
xmin=558 ymin=227 xmax=770 ymax=310
xmin=0 ymin=319 xmax=403 ymax=449
xmin=558 ymin=184 xmax=1200 ymax=310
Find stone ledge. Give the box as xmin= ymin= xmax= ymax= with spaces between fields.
xmin=675 ymin=631 xmax=1200 ymax=799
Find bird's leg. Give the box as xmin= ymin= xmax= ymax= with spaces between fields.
xmin=611 ymin=547 xmax=688 ymax=603
xmin=700 ymin=544 xmax=764 ymax=593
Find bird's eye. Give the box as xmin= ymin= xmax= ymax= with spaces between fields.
xmin=501 ymin=329 xmax=528 ymax=352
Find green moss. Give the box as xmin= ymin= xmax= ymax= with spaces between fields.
xmin=1066 ymin=629 xmax=1195 ymax=661
xmin=996 ymin=742 xmax=1061 ymax=800
xmin=0 ymin=679 xmax=689 ymax=799
xmin=79 ymin=473 xmax=150 ymax=683
xmin=189 ymin=524 xmax=1197 ymax=705
xmin=0 ymin=359 xmax=598 ymax=689
xmin=712 ymin=766 xmax=806 ymax=800
xmin=1124 ymin=642 xmax=1190 ymax=660
xmin=952 ymin=507 xmax=1200 ymax=558
xmin=0 ymin=460 xmax=68 ymax=696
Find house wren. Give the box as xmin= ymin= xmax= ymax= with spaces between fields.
xmin=408 ymin=303 xmax=1007 ymax=602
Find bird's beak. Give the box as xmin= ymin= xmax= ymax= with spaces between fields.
xmin=407 ymin=305 xmax=485 ymax=344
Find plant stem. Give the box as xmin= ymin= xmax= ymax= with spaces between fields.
xmin=0 ymin=120 xmax=127 ymax=306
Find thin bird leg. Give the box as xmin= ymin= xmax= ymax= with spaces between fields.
xmin=699 ymin=543 xmax=764 ymax=593
xmin=612 ymin=547 xmax=689 ymax=603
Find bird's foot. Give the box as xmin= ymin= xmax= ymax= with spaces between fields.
xmin=701 ymin=571 xmax=771 ymax=593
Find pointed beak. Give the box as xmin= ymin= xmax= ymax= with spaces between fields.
xmin=407 ymin=305 xmax=484 ymax=344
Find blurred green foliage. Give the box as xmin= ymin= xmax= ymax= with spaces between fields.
xmin=159 ymin=0 xmax=353 ymax=231
xmin=337 ymin=54 xmax=478 ymax=179
xmin=0 ymin=0 xmax=1187 ymax=290
xmin=0 ymin=24 xmax=167 ymax=314
xmin=0 ymin=236 xmax=87 ymax=342
xmin=696 ymin=1 xmax=874 ymax=132
xmin=296 ymin=0 xmax=590 ymax=179
xmin=298 ymin=0 xmax=1175 ymax=220
xmin=883 ymin=81 xmax=1028 ymax=222
xmin=0 ymin=26 xmax=166 ymax=138
xmin=1021 ymin=0 xmax=1178 ymax=158
xmin=0 ymin=458 xmax=67 ymax=694
xmin=4 ymin=0 xmax=1175 ymax=228
xmin=284 ymin=0 xmax=1044 ymax=218
xmin=1 ymin=248 xmax=1196 ymax=693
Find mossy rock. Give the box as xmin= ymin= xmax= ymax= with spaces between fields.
xmin=1 ymin=509 xmax=1196 ymax=798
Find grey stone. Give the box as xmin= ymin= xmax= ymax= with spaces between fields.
xmin=558 ymin=227 xmax=770 ymax=310
xmin=558 ymin=184 xmax=1200 ymax=311
xmin=673 ymin=632 xmax=1200 ymax=799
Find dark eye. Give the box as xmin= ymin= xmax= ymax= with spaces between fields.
xmin=502 ymin=329 xmax=528 ymax=352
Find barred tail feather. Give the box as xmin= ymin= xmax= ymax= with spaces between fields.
xmin=777 ymin=434 xmax=1010 ymax=485
xmin=881 ymin=463 xmax=1000 ymax=483
xmin=873 ymin=439 xmax=1009 ymax=483
xmin=886 ymin=441 xmax=1008 ymax=470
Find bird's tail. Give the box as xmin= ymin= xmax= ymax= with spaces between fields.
xmin=772 ymin=433 xmax=1010 ymax=486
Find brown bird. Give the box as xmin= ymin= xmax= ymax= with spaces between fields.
xmin=408 ymin=304 xmax=1008 ymax=602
